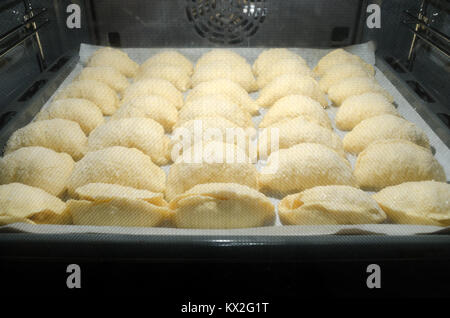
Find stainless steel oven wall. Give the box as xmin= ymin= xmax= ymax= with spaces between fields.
xmin=363 ymin=0 xmax=449 ymax=122
xmin=0 ymin=0 xmax=91 ymax=110
xmin=89 ymin=0 xmax=364 ymax=47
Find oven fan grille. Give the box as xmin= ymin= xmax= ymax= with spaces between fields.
xmin=186 ymin=0 xmax=267 ymax=44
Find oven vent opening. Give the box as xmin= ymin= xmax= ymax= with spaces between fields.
xmin=186 ymin=0 xmax=267 ymax=45
xmin=18 ymin=79 xmax=47 ymax=102
xmin=406 ymin=80 xmax=435 ymax=103
xmin=49 ymin=56 xmax=70 ymax=72
xmin=0 ymin=111 xmax=17 ymax=130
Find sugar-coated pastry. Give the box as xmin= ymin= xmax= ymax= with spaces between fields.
xmin=170 ymin=116 xmax=253 ymax=161
xmin=256 ymin=74 xmax=328 ymax=108
xmin=258 ymin=116 xmax=345 ymax=158
xmin=328 ymin=77 xmax=393 ymax=106
xmin=335 ymin=93 xmax=399 ymax=131
xmin=140 ymin=50 xmax=193 ymax=76
xmin=5 ymin=119 xmax=87 ymax=161
xmin=195 ymin=49 xmax=249 ymax=71
xmin=122 ymin=78 xmax=184 ymax=110
xmin=192 ymin=61 xmax=257 ymax=92
xmin=354 ymin=140 xmax=446 ymax=190
xmin=165 ymin=141 xmax=258 ymax=201
xmin=279 ymin=185 xmax=386 ymax=225
xmin=259 ymin=95 xmax=332 ymax=129
xmin=0 ymin=183 xmax=70 ymax=225
xmin=77 ymin=66 xmax=129 ymax=93
xmin=68 ymin=183 xmax=171 ymax=227
xmin=253 ymin=48 xmax=306 ymax=77
xmin=178 ymin=95 xmax=253 ymax=128
xmin=135 ymin=64 xmax=192 ymax=92
xmin=257 ymin=58 xmax=313 ymax=89
xmin=343 ymin=114 xmax=430 ymax=154
xmin=88 ymin=118 xmax=170 ymax=165
xmin=319 ymin=63 xmax=374 ymax=93
xmin=111 ymin=95 xmax=178 ymax=132
xmin=87 ymin=47 xmax=138 ymax=77
xmin=185 ymin=79 xmax=259 ymax=115
xmin=313 ymin=48 xmax=374 ymax=77
xmin=67 ymin=146 xmax=166 ymax=196
xmin=170 ymin=183 xmax=275 ymax=229
xmin=0 ymin=147 xmax=74 ymax=196
xmin=373 ymin=181 xmax=450 ymax=226
xmin=54 ymin=79 xmax=119 ymax=115
xmin=259 ymin=143 xmax=356 ymax=195
xmin=35 ymin=98 xmax=104 ymax=135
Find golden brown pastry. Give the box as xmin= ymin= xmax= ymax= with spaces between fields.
xmin=259 ymin=94 xmax=332 ymax=129
xmin=279 ymin=185 xmax=386 ymax=225
xmin=354 ymin=140 xmax=446 ymax=190
xmin=0 ymin=183 xmax=70 ymax=225
xmin=68 ymin=183 xmax=172 ymax=227
xmin=35 ymin=98 xmax=105 ymax=135
xmin=259 ymin=143 xmax=356 ymax=195
xmin=343 ymin=114 xmax=430 ymax=154
xmin=166 ymin=141 xmax=258 ymax=201
xmin=335 ymin=93 xmax=399 ymax=131
xmin=67 ymin=146 xmax=166 ymax=196
xmin=170 ymin=183 xmax=275 ymax=229
xmin=0 ymin=147 xmax=74 ymax=196
xmin=4 ymin=119 xmax=87 ymax=161
xmin=373 ymin=181 xmax=450 ymax=226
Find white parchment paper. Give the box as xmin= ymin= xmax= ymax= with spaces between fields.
xmin=1 ymin=42 xmax=448 ymax=236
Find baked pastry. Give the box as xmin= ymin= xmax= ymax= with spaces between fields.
xmin=343 ymin=114 xmax=430 ymax=154
xmin=258 ymin=116 xmax=345 ymax=158
xmin=279 ymin=185 xmax=386 ymax=225
xmin=170 ymin=183 xmax=275 ymax=229
xmin=140 ymin=50 xmax=193 ymax=76
xmin=253 ymin=48 xmax=306 ymax=77
xmin=192 ymin=62 xmax=257 ymax=92
xmin=54 ymin=79 xmax=119 ymax=115
xmin=170 ymin=116 xmax=253 ymax=161
xmin=88 ymin=118 xmax=170 ymax=165
xmin=122 ymin=78 xmax=184 ymax=110
xmin=185 ymin=79 xmax=259 ymax=115
xmin=0 ymin=183 xmax=70 ymax=225
xmin=5 ymin=119 xmax=87 ymax=161
xmin=87 ymin=47 xmax=138 ymax=77
xmin=111 ymin=95 xmax=178 ymax=132
xmin=165 ymin=141 xmax=258 ymax=201
xmin=335 ymin=92 xmax=399 ymax=131
xmin=259 ymin=143 xmax=356 ymax=195
xmin=257 ymin=58 xmax=313 ymax=89
xmin=373 ymin=181 xmax=450 ymax=226
xmin=135 ymin=64 xmax=192 ymax=92
xmin=328 ymin=76 xmax=394 ymax=106
xmin=256 ymin=74 xmax=328 ymax=108
xmin=35 ymin=98 xmax=104 ymax=135
xmin=67 ymin=146 xmax=166 ymax=196
xmin=0 ymin=147 xmax=74 ymax=196
xmin=68 ymin=183 xmax=171 ymax=227
xmin=195 ymin=49 xmax=248 ymax=71
xmin=313 ymin=48 xmax=374 ymax=77
xmin=77 ymin=66 xmax=129 ymax=94
xmin=178 ymin=95 xmax=253 ymax=128
xmin=259 ymin=94 xmax=332 ymax=129
xmin=318 ymin=63 xmax=374 ymax=93
xmin=354 ymin=140 xmax=446 ymax=190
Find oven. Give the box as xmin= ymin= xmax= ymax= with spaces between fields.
xmin=0 ymin=0 xmax=449 ymax=303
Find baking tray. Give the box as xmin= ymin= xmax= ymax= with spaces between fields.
xmin=0 ymin=42 xmax=449 ymax=236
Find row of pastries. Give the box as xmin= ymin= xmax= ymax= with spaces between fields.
xmin=0 ymin=47 xmax=448 ymax=229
